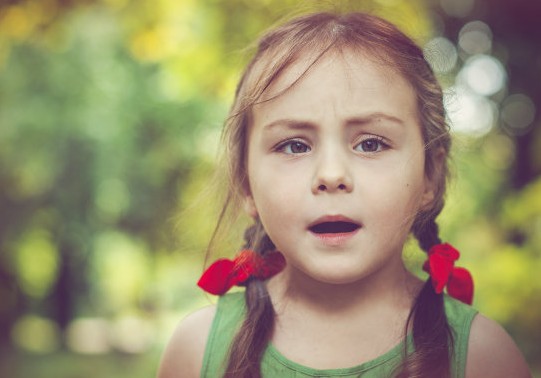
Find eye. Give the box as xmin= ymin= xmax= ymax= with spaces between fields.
xmin=276 ymin=140 xmax=311 ymax=154
xmin=354 ymin=137 xmax=388 ymax=153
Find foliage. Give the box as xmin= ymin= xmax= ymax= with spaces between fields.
xmin=0 ymin=0 xmax=540 ymax=375
xmin=0 ymin=349 xmax=160 ymax=378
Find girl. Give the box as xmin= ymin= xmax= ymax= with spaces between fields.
xmin=158 ymin=12 xmax=531 ymax=378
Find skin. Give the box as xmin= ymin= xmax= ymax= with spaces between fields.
xmin=245 ymin=51 xmax=433 ymax=289
xmin=157 ymin=50 xmax=532 ymax=377
xmin=244 ymin=50 xmax=432 ymax=368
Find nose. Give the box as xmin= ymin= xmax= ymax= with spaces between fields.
xmin=311 ymin=151 xmax=353 ymax=194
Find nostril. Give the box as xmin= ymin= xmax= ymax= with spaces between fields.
xmin=338 ymin=184 xmax=346 ymax=190
xmin=318 ymin=184 xmax=327 ymax=191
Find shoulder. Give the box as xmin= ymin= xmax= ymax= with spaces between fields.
xmin=466 ymin=313 xmax=531 ymax=378
xmin=157 ymin=305 xmax=217 ymax=378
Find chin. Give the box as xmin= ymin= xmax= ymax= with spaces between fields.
xmin=320 ymin=275 xmax=367 ymax=286
xmin=304 ymin=267 xmax=371 ymax=286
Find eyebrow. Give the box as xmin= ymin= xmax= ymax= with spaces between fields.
xmin=262 ymin=112 xmax=404 ymax=131
xmin=262 ymin=119 xmax=315 ymax=131
xmin=345 ymin=112 xmax=405 ymax=127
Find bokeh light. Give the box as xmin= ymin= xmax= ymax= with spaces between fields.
xmin=457 ymin=54 xmax=507 ymax=97
xmin=444 ymin=85 xmax=497 ymax=136
xmin=458 ymin=20 xmax=493 ymax=55
xmin=501 ymin=93 xmax=536 ymax=136
xmin=440 ymin=0 xmax=475 ymax=18
xmin=423 ymin=36 xmax=458 ymax=73
xmin=66 ymin=318 xmax=111 ymax=354
xmin=14 ymin=229 xmax=59 ymax=298
xmin=481 ymin=133 xmax=516 ymax=171
xmin=92 ymin=232 xmax=151 ymax=312
xmin=11 ymin=315 xmax=61 ymax=353
xmin=109 ymin=315 xmax=155 ymax=354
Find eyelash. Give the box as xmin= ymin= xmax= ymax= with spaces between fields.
xmin=274 ymin=139 xmax=311 ymax=154
xmin=353 ymin=136 xmax=389 ymax=153
xmin=274 ymin=135 xmax=390 ymax=155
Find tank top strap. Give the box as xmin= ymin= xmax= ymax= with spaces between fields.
xmin=200 ymin=292 xmax=246 ymax=378
xmin=444 ymin=295 xmax=479 ymax=378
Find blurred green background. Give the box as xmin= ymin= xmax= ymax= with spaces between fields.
xmin=0 ymin=0 xmax=540 ymax=376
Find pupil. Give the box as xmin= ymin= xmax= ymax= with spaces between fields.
xmin=362 ymin=140 xmax=378 ymax=152
xmin=291 ymin=142 xmax=307 ymax=153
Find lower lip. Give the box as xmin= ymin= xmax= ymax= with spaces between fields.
xmin=309 ymin=229 xmax=360 ymax=246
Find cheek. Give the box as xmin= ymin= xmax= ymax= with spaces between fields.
xmin=247 ymin=151 xmax=308 ymax=213
xmin=366 ymin=166 xmax=427 ymax=228
xmin=249 ymin=172 xmax=305 ymax=215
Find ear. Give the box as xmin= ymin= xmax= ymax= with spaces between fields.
xmin=420 ymin=147 xmax=445 ymax=210
xmin=242 ymin=177 xmax=258 ymax=218
xmin=243 ymin=194 xmax=258 ymax=218
xmin=420 ymin=179 xmax=436 ymax=210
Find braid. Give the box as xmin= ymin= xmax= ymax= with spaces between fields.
xmin=413 ymin=217 xmax=441 ymax=252
xmin=242 ymin=222 xmax=275 ymax=256
xmin=394 ymin=217 xmax=454 ymax=378
xmin=224 ymin=220 xmax=275 ymax=378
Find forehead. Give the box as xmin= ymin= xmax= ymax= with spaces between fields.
xmin=252 ymin=49 xmax=418 ymax=126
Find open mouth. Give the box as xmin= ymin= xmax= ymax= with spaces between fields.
xmin=309 ymin=221 xmax=361 ymax=234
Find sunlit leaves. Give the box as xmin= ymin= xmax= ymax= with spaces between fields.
xmin=0 ymin=0 xmax=539 ymax=370
xmin=11 ymin=315 xmax=61 ymax=353
xmin=501 ymin=177 xmax=541 ymax=245
xmin=14 ymin=230 xmax=59 ymax=298
xmin=91 ymin=232 xmax=151 ymax=312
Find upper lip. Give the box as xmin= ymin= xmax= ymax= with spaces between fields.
xmin=307 ymin=215 xmax=362 ymax=229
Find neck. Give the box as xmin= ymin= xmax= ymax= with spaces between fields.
xmin=267 ymin=257 xmax=422 ymax=315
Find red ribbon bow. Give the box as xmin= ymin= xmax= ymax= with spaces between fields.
xmin=423 ymin=243 xmax=474 ymax=305
xmin=197 ymin=250 xmax=286 ymax=295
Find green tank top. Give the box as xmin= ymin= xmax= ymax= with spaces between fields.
xmin=201 ymin=292 xmax=478 ymax=378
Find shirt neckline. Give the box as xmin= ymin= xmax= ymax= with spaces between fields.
xmin=265 ymin=334 xmax=412 ymax=375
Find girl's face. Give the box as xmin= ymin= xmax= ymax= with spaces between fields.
xmin=245 ymin=50 xmax=435 ymax=286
